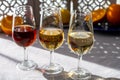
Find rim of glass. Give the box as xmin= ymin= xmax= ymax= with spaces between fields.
xmin=14 ymin=5 xmax=32 ymax=9
xmin=40 ymin=7 xmax=60 ymax=14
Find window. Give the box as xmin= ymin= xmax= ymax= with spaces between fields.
xmin=0 ymin=0 xmax=117 ymax=27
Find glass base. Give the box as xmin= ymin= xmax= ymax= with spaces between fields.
xmin=68 ymin=68 xmax=91 ymax=80
xmin=17 ymin=60 xmax=38 ymax=71
xmin=41 ymin=63 xmax=64 ymax=75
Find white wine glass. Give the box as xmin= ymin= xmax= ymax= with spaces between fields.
xmin=67 ymin=9 xmax=94 ymax=79
xmin=12 ymin=5 xmax=37 ymax=71
xmin=39 ymin=7 xmax=64 ymax=74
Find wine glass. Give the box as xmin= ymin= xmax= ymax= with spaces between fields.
xmin=39 ymin=7 xmax=64 ymax=74
xmin=67 ymin=9 xmax=94 ymax=79
xmin=12 ymin=5 xmax=37 ymax=71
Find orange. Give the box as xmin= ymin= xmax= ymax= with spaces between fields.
xmin=107 ymin=4 xmax=120 ymax=26
xmin=1 ymin=15 xmax=23 ymax=35
xmin=0 ymin=21 xmax=2 ymax=32
xmin=60 ymin=8 xmax=70 ymax=24
xmin=92 ymin=9 xmax=106 ymax=23
xmin=0 ymin=21 xmax=1 ymax=30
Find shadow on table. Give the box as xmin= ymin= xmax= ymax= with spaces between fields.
xmin=0 ymin=53 xmax=20 ymax=63
xmin=36 ymin=68 xmax=120 ymax=80
xmin=43 ymin=71 xmax=120 ymax=80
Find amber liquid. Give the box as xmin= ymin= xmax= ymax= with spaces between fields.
xmin=68 ymin=31 xmax=93 ymax=55
xmin=13 ymin=25 xmax=36 ymax=47
xmin=39 ymin=28 xmax=64 ymax=51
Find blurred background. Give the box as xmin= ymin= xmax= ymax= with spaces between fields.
xmin=0 ymin=0 xmax=117 ymax=29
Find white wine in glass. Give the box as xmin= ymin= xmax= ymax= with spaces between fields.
xmin=67 ymin=9 xmax=94 ymax=79
xmin=39 ymin=7 xmax=64 ymax=74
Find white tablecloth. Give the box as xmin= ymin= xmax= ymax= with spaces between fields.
xmin=0 ymin=30 xmax=120 ymax=80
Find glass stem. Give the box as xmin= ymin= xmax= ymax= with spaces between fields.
xmin=49 ymin=51 xmax=53 ymax=66
xmin=24 ymin=47 xmax=28 ymax=62
xmin=77 ymin=54 xmax=83 ymax=70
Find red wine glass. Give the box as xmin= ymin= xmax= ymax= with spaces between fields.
xmin=12 ymin=5 xmax=37 ymax=71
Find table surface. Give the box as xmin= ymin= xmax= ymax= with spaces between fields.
xmin=0 ymin=29 xmax=120 ymax=80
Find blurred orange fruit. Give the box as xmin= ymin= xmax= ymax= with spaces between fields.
xmin=0 ymin=21 xmax=1 ymax=27
xmin=0 ymin=21 xmax=2 ymax=32
xmin=60 ymin=8 xmax=70 ymax=24
xmin=1 ymin=15 xmax=23 ymax=35
xmin=107 ymin=4 xmax=120 ymax=25
xmin=92 ymin=9 xmax=106 ymax=23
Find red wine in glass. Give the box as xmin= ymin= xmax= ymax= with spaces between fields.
xmin=12 ymin=5 xmax=37 ymax=71
xmin=13 ymin=25 xmax=36 ymax=47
